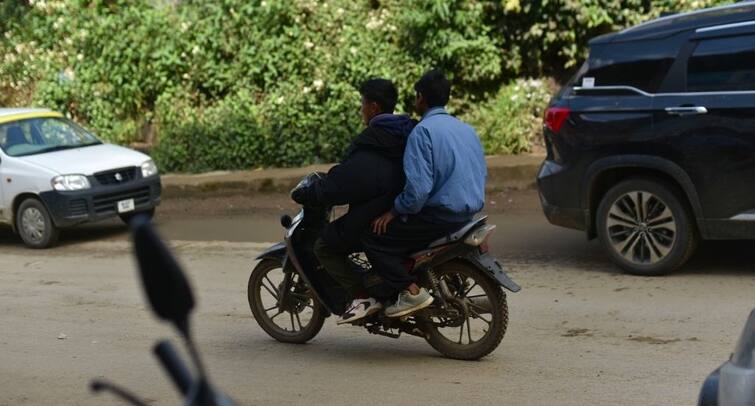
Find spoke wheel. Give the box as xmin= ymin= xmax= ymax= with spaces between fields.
xmin=597 ymin=178 xmax=698 ymax=276
xmin=422 ymin=261 xmax=508 ymax=360
xmin=248 ymin=259 xmax=325 ymax=343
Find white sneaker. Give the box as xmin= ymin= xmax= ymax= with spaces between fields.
xmin=337 ymin=298 xmax=383 ymax=325
xmin=385 ymin=288 xmax=434 ymax=318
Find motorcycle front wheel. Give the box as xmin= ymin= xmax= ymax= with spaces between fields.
xmin=248 ymin=259 xmax=326 ymax=343
xmin=422 ymin=260 xmax=509 ymax=360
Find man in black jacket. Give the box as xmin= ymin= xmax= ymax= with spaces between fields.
xmin=291 ymin=78 xmax=415 ymax=324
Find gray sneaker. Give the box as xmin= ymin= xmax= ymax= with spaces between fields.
xmin=385 ymin=288 xmax=434 ymax=318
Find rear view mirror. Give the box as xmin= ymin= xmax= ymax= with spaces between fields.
xmin=131 ymin=215 xmax=195 ymax=335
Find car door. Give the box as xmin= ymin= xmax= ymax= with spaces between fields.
xmin=653 ymin=30 xmax=755 ymax=238
xmin=0 ymin=128 xmax=7 ymax=223
xmin=0 ymin=121 xmax=36 ymax=224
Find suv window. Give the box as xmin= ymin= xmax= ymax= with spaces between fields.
xmin=687 ymin=34 xmax=755 ymax=92
xmin=583 ymin=58 xmax=674 ymax=93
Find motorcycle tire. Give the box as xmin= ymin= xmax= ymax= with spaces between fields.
xmin=248 ymin=259 xmax=326 ymax=344
xmin=422 ymin=261 xmax=508 ymax=360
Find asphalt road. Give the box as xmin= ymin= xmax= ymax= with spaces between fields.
xmin=0 ymin=189 xmax=753 ymax=405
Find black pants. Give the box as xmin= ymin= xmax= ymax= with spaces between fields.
xmin=361 ymin=215 xmax=466 ymax=296
xmin=313 ymin=237 xmax=363 ymax=298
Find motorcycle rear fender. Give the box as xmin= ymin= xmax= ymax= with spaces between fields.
xmin=465 ymin=252 xmax=521 ymax=293
xmin=256 ymin=241 xmax=287 ymax=261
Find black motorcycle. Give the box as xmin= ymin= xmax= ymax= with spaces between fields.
xmin=248 ymin=173 xmax=521 ymax=360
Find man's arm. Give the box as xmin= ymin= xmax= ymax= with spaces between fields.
xmin=394 ymin=126 xmax=434 ymax=215
xmin=318 ymin=157 xmax=375 ymax=206
xmin=373 ymin=127 xmax=435 ymax=234
xmin=291 ymin=151 xmax=375 ymax=207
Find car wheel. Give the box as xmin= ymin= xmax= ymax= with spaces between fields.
xmin=16 ymin=198 xmax=60 ymax=249
xmin=119 ymin=208 xmax=155 ymax=225
xmin=596 ymin=178 xmax=698 ymax=276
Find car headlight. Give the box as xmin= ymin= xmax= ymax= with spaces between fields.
xmin=52 ymin=175 xmax=91 ymax=191
xmin=141 ymin=160 xmax=158 ymax=178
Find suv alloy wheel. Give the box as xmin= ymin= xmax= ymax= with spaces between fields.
xmin=596 ymin=178 xmax=698 ymax=276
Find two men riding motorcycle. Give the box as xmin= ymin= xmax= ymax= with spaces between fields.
xmin=291 ymin=69 xmax=487 ymax=325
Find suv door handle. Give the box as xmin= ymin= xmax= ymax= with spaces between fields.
xmin=665 ymin=106 xmax=708 ymax=116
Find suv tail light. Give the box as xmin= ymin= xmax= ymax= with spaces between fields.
xmin=545 ymin=107 xmax=570 ymax=133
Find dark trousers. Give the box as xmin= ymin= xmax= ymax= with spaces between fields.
xmin=313 ymin=237 xmax=363 ymax=298
xmin=360 ymin=215 xmax=466 ymax=295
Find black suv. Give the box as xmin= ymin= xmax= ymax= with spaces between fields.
xmin=538 ymin=2 xmax=755 ymax=276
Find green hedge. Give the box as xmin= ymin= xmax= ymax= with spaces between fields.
xmin=0 ymin=0 xmax=732 ymax=171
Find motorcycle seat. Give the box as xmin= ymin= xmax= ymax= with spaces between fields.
xmin=426 ymin=216 xmax=488 ymax=249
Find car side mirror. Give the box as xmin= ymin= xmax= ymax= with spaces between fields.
xmin=131 ymin=215 xmax=195 ymax=335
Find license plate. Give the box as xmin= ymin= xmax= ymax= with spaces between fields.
xmin=117 ymin=199 xmax=135 ymax=213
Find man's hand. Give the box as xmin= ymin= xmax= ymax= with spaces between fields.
xmin=290 ymin=186 xmax=309 ymax=205
xmin=372 ymin=211 xmax=396 ymax=235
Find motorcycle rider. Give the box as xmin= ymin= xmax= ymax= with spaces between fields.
xmin=291 ymin=78 xmax=415 ymax=324
xmin=365 ymin=69 xmax=488 ymax=318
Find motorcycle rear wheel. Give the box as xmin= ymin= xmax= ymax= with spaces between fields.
xmin=248 ymin=259 xmax=326 ymax=344
xmin=422 ymin=261 xmax=508 ymax=360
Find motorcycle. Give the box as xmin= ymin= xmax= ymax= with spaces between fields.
xmin=247 ymin=173 xmax=521 ymax=360
xmin=91 ymin=216 xmax=235 ymax=405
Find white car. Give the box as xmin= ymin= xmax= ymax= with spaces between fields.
xmin=0 ymin=108 xmax=161 ymax=248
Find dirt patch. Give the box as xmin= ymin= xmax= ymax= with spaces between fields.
xmin=562 ymin=328 xmax=593 ymax=337
xmin=628 ymin=336 xmax=681 ymax=345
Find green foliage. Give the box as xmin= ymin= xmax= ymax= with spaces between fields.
xmin=486 ymin=0 xmax=732 ymax=78
xmin=459 ymin=78 xmax=553 ymax=155
xmin=0 ymin=0 xmax=734 ymax=171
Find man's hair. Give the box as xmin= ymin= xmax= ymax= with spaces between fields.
xmin=359 ymin=78 xmax=398 ymax=114
xmin=414 ymin=69 xmax=451 ymax=108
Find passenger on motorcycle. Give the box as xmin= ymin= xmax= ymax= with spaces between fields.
xmin=291 ymin=78 xmax=415 ymax=324
xmin=367 ymin=69 xmax=488 ymax=318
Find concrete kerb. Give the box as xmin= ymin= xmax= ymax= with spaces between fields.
xmin=160 ymin=154 xmax=544 ymax=199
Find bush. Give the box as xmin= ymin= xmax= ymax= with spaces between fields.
xmin=0 ymin=0 xmax=734 ymax=171
xmin=485 ymin=0 xmax=732 ymax=78
xmin=458 ymin=78 xmax=553 ymax=155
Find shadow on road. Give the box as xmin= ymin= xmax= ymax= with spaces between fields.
xmin=1 ymin=207 xmax=752 ymax=277
xmin=232 ymin=334 xmax=475 ymax=366
xmin=685 ymin=240 xmax=755 ymax=275
xmin=0 ymin=221 xmax=128 ymax=249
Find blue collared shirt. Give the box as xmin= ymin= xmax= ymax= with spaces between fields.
xmin=393 ymin=107 xmax=487 ymax=223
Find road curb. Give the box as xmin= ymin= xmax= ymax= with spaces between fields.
xmin=161 ymin=154 xmax=544 ymax=198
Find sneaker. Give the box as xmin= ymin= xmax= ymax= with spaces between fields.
xmin=337 ymin=298 xmax=383 ymax=325
xmin=385 ymin=288 xmax=434 ymax=318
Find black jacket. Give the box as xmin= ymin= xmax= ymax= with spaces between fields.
xmin=293 ymin=114 xmax=415 ymax=251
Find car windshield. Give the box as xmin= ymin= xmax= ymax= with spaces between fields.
xmin=0 ymin=117 xmax=101 ymax=157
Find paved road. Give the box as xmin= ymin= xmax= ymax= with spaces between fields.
xmin=1 ymin=190 xmax=753 ymax=405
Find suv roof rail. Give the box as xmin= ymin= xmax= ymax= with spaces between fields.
xmin=623 ymin=1 xmax=755 ymax=34
xmin=591 ymin=2 xmax=755 ymax=45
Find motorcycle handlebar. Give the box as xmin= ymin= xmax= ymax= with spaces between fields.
xmin=154 ymin=340 xmax=194 ymax=395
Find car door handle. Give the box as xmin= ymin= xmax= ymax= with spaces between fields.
xmin=665 ymin=106 xmax=708 ymax=116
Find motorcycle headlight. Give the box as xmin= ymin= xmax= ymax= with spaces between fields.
xmin=141 ymin=160 xmax=158 ymax=178
xmin=52 ymin=174 xmax=91 ymax=191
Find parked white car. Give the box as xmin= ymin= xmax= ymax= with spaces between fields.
xmin=0 ymin=108 xmax=161 ymax=248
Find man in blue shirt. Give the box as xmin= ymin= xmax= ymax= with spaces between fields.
xmin=363 ymin=69 xmax=488 ymax=318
